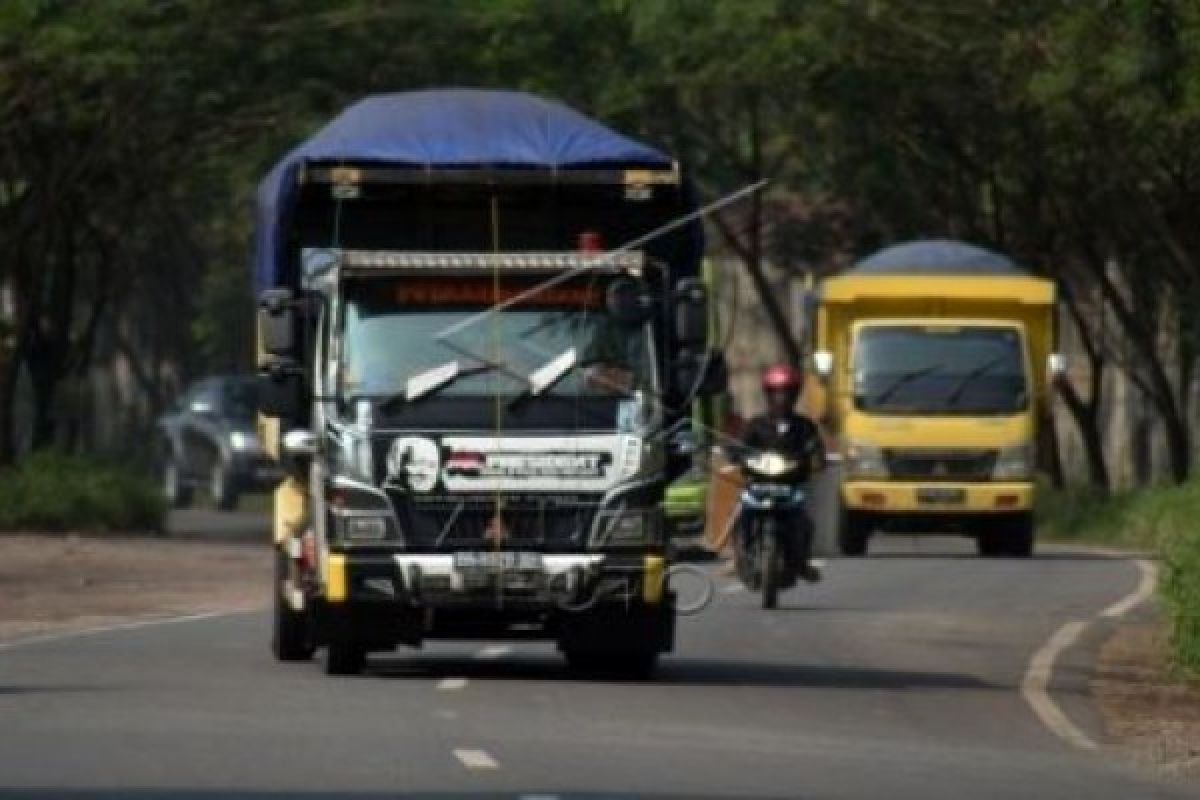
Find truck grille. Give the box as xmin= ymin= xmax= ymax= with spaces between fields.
xmin=388 ymin=493 xmax=599 ymax=551
xmin=884 ymin=449 xmax=997 ymax=481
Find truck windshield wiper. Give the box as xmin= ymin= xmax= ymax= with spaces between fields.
xmin=945 ymin=356 xmax=1009 ymax=408
xmin=871 ymin=365 xmax=941 ymax=406
xmin=528 ymin=347 xmax=578 ymax=397
xmin=392 ymin=357 xmax=510 ymax=405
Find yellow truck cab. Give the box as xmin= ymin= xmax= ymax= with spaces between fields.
xmin=811 ymin=240 xmax=1059 ymax=558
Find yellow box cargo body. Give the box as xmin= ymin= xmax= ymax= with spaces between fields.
xmin=812 ymin=241 xmax=1056 ymax=557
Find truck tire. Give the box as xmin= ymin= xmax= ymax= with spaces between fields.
xmin=1005 ymin=512 xmax=1035 ymax=558
xmin=162 ymin=458 xmax=193 ymax=509
xmin=837 ymin=510 xmax=870 ymax=557
xmin=564 ymin=648 xmax=659 ymax=680
xmin=271 ymin=551 xmax=314 ymax=662
xmin=325 ymin=644 xmax=367 ymax=676
xmin=210 ymin=459 xmax=239 ymax=511
xmin=977 ymin=513 xmax=1035 ymax=558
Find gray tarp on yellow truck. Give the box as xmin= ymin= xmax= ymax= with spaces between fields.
xmin=253 ymin=89 xmax=722 ymax=676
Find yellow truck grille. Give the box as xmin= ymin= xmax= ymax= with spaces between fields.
xmin=884 ymin=449 xmax=997 ymax=481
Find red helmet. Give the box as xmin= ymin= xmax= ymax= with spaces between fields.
xmin=762 ymin=363 xmax=802 ymax=391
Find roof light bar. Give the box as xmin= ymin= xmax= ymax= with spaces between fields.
xmin=338 ymin=250 xmax=644 ymax=272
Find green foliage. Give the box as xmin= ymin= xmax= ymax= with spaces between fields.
xmin=0 ymin=451 xmax=165 ymax=533
xmin=1039 ymin=480 xmax=1200 ymax=675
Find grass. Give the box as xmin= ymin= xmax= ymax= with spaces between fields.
xmin=0 ymin=450 xmax=166 ymax=534
xmin=1038 ymin=480 xmax=1200 ymax=676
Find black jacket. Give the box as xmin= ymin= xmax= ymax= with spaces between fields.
xmin=741 ymin=412 xmax=824 ymax=480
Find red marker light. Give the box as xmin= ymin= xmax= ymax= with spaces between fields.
xmin=578 ymin=231 xmax=604 ymax=254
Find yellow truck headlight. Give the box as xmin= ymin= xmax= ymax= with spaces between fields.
xmin=844 ymin=441 xmax=887 ymax=479
xmin=992 ymin=444 xmax=1034 ymax=481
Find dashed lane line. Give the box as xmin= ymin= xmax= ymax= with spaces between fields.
xmin=437 ymin=677 xmax=468 ymax=691
xmin=453 ymin=748 xmax=499 ymax=770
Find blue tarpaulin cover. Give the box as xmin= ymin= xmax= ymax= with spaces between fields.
xmin=254 ymin=89 xmax=681 ymax=294
xmin=853 ymin=239 xmax=1024 ymax=275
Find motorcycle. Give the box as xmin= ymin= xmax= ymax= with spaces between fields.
xmin=733 ymin=450 xmax=810 ymax=609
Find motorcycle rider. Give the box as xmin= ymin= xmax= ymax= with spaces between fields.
xmin=739 ymin=363 xmax=825 ymax=583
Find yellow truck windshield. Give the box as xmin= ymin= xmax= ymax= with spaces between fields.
xmin=852 ymin=325 xmax=1028 ymax=415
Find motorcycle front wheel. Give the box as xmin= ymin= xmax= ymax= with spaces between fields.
xmin=760 ymin=521 xmax=779 ymax=610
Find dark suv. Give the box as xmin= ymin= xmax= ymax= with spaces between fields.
xmin=156 ymin=375 xmax=281 ymax=510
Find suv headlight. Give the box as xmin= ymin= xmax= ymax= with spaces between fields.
xmin=993 ymin=444 xmax=1034 ymax=480
xmin=337 ymin=431 xmax=375 ymax=482
xmin=843 ymin=441 xmax=887 ymax=479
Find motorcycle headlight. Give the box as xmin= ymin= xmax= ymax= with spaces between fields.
xmin=992 ymin=443 xmax=1034 ymax=480
xmin=843 ymin=441 xmax=887 ymax=479
xmin=229 ymin=431 xmax=259 ymax=451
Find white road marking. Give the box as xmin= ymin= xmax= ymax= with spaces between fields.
xmin=1100 ymin=559 xmax=1157 ymax=618
xmin=474 ymin=644 xmax=512 ymax=660
xmin=453 ymin=748 xmax=499 ymax=770
xmin=1022 ymin=556 xmax=1159 ymax=751
xmin=437 ymin=677 xmax=468 ymax=691
xmin=520 ymin=795 xmax=562 ymax=800
xmin=0 ymin=610 xmax=240 ymax=652
xmin=721 ymin=583 xmax=744 ymax=594
xmin=1021 ymin=620 xmax=1097 ymax=750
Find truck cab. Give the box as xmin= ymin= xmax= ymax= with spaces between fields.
xmin=812 ymin=240 xmax=1059 ymax=557
xmin=252 ymin=91 xmax=722 ymax=676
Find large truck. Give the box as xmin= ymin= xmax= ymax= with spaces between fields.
xmin=810 ymin=240 xmax=1061 ymax=558
xmin=253 ymin=90 xmax=722 ymax=676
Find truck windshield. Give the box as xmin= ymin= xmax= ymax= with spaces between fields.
xmin=338 ymin=276 xmax=655 ymax=401
xmin=852 ymin=325 xmax=1028 ymax=414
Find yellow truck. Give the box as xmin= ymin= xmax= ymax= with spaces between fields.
xmin=810 ymin=240 xmax=1060 ymax=558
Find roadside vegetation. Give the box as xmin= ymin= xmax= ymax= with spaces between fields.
xmin=0 ymin=451 xmax=165 ymax=534
xmin=1039 ymin=483 xmax=1200 ymax=676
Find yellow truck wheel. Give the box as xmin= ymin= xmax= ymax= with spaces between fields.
xmin=837 ymin=510 xmax=871 ymax=557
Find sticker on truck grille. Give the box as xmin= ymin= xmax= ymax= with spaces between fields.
xmin=385 ymin=436 xmax=441 ymax=492
xmin=445 ymin=449 xmax=611 ymax=479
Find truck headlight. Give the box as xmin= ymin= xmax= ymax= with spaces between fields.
xmin=992 ymin=444 xmax=1034 ymax=480
xmin=843 ymin=441 xmax=887 ymax=479
xmin=229 ymin=431 xmax=259 ymax=451
xmin=340 ymin=514 xmax=392 ymax=542
xmin=590 ymin=509 xmax=661 ymax=547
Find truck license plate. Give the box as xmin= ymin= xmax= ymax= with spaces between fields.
xmin=453 ymin=551 xmax=543 ymax=572
xmin=917 ymin=487 xmax=966 ymax=505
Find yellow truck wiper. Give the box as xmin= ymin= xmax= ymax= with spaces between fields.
xmin=872 ymin=365 xmax=942 ymax=406
xmin=945 ymin=356 xmax=1008 ymax=408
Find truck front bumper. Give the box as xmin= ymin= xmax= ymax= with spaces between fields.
xmin=311 ymin=551 xmax=673 ymax=650
xmin=841 ymin=480 xmax=1034 ymax=514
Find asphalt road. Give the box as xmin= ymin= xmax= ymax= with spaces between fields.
xmin=0 ymin=530 xmax=1188 ymax=800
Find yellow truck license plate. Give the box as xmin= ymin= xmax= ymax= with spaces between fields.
xmin=917 ymin=487 xmax=966 ymax=505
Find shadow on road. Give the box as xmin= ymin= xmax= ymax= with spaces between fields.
xmin=0 ymin=792 xmax=799 ymax=800
xmin=367 ymin=654 xmax=998 ymax=692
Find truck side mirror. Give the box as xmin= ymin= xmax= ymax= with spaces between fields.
xmin=259 ymin=289 xmax=298 ymax=358
xmin=812 ymin=350 xmax=834 ymax=380
xmin=675 ymin=349 xmax=727 ymax=398
xmin=673 ymin=278 xmax=708 ymax=347
xmin=606 ymin=276 xmax=655 ymax=327
xmin=257 ymin=358 xmax=307 ymax=420
xmin=1047 ymin=353 xmax=1067 ymax=386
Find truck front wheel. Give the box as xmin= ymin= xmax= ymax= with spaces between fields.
xmin=271 ymin=552 xmax=314 ymax=662
xmin=977 ymin=513 xmax=1035 ymax=558
xmin=837 ymin=510 xmax=871 ymax=557
xmin=325 ymin=644 xmax=367 ymax=676
xmin=563 ymin=648 xmax=658 ymax=679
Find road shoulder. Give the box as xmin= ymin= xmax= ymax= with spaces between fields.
xmin=1093 ymin=615 xmax=1200 ymax=783
xmin=0 ymin=533 xmax=269 ymax=644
